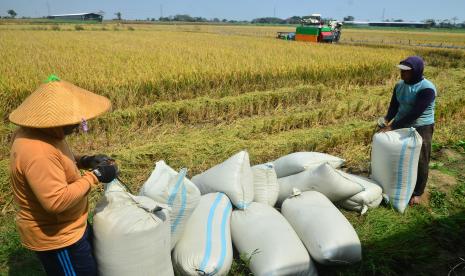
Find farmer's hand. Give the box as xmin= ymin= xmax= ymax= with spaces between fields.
xmin=92 ymin=163 xmax=118 ymax=183
xmin=78 ymin=154 xmax=112 ymax=169
xmin=379 ymin=125 xmax=392 ymax=133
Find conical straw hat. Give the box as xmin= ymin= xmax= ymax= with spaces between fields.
xmin=9 ymin=76 xmax=111 ymax=128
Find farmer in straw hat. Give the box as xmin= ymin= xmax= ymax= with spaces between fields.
xmin=380 ymin=56 xmax=436 ymax=206
xmin=9 ymin=75 xmax=118 ymax=275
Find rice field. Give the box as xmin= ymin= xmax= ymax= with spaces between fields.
xmin=2 ymin=22 xmax=464 ymax=47
xmin=0 ymin=23 xmax=465 ymax=275
xmin=0 ymin=29 xmax=412 ymax=114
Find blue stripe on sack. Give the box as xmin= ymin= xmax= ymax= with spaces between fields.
xmin=199 ymin=193 xmax=223 ymax=273
xmin=63 ymin=250 xmax=76 ymax=276
xmin=405 ymin=132 xmax=418 ymax=202
xmin=57 ymin=252 xmax=70 ymax=276
xmin=167 ymin=168 xmax=187 ymax=206
xmin=213 ymin=200 xmax=232 ymax=275
xmin=171 ymin=183 xmax=187 ymax=233
xmin=395 ymin=138 xmax=409 ymax=209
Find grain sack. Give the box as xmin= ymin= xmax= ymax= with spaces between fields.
xmin=337 ymin=172 xmax=383 ymax=214
xmin=173 ymin=193 xmax=233 ymax=276
xmin=231 ymin=202 xmax=318 ymax=276
xmin=252 ymin=163 xmax=279 ymax=207
xmin=282 ymin=190 xmax=361 ymax=265
xmin=371 ymin=128 xmax=422 ymax=213
xmin=273 ymin=152 xmax=345 ymax=178
xmin=93 ymin=180 xmax=173 ymax=276
xmin=277 ymin=163 xmax=363 ymax=205
xmin=192 ymin=151 xmax=253 ymax=209
xmin=139 ymin=160 xmax=201 ymax=248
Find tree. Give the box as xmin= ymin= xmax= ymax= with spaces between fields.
xmin=7 ymin=9 xmax=17 ymax=18
xmin=172 ymin=14 xmax=194 ymax=22
xmin=451 ymin=16 xmax=458 ymax=26
xmin=343 ymin=15 xmax=354 ymax=21
xmin=439 ymin=19 xmax=452 ymax=28
xmin=193 ymin=16 xmax=207 ymax=22
xmin=114 ymin=12 xmax=122 ymax=20
xmin=251 ymin=17 xmax=285 ymax=24
xmin=286 ymin=16 xmax=302 ymax=24
xmin=423 ymin=19 xmax=436 ymax=27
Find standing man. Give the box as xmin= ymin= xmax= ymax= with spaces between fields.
xmin=380 ymin=56 xmax=437 ymax=205
xmin=9 ymin=76 xmax=118 ymax=275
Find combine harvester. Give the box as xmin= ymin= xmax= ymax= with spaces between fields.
xmin=277 ymin=14 xmax=343 ymax=43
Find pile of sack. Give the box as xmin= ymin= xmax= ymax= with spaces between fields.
xmin=92 ymin=128 xmax=423 ymax=275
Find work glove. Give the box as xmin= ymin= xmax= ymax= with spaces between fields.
xmin=92 ymin=163 xmax=119 ymax=183
xmin=78 ymin=154 xmax=112 ymax=169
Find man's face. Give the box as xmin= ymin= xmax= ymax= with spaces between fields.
xmin=63 ymin=124 xmax=79 ymax=136
xmin=400 ymin=69 xmax=413 ymax=83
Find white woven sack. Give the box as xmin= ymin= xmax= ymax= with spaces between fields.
xmin=139 ymin=160 xmax=201 ymax=248
xmin=173 ymin=193 xmax=233 ymax=276
xmin=277 ymin=163 xmax=363 ymax=205
xmin=272 ymin=152 xmax=345 ymax=178
xmin=337 ymin=172 xmax=383 ymax=214
xmin=192 ymin=151 xmax=253 ymax=209
xmin=231 ymin=202 xmax=318 ymax=276
xmin=93 ymin=180 xmax=173 ymax=276
xmin=340 ymin=195 xmax=383 ymax=215
xmin=282 ymin=190 xmax=362 ymax=265
xmin=252 ymin=163 xmax=280 ymax=207
xmin=371 ymin=128 xmax=422 ymax=213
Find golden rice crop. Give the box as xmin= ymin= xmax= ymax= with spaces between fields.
xmin=0 ymin=24 xmax=463 ymax=171
xmin=342 ymin=28 xmax=465 ymax=47
xmin=0 ymin=28 xmax=411 ymax=116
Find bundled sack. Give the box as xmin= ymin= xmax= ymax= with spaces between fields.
xmin=272 ymin=151 xmax=345 ymax=178
xmin=192 ymin=151 xmax=253 ymax=209
xmin=337 ymin=172 xmax=383 ymax=214
xmin=231 ymin=202 xmax=318 ymax=276
xmin=277 ymin=163 xmax=363 ymax=205
xmin=282 ymin=190 xmax=362 ymax=265
xmin=173 ymin=193 xmax=233 ymax=276
xmin=93 ymin=180 xmax=173 ymax=276
xmin=252 ymin=163 xmax=280 ymax=207
xmin=139 ymin=160 xmax=201 ymax=248
xmin=371 ymin=128 xmax=422 ymax=213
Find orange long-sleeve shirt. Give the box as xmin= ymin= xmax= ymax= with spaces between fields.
xmin=10 ymin=127 xmax=98 ymax=251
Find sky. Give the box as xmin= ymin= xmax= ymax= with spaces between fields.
xmin=0 ymin=0 xmax=463 ymax=22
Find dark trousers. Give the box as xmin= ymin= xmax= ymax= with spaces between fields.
xmin=413 ymin=124 xmax=434 ymax=196
xmin=35 ymin=225 xmax=97 ymax=276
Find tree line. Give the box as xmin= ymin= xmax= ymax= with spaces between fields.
xmin=157 ymin=14 xmax=248 ymax=24
xmin=2 ymin=9 xmax=465 ymax=28
xmin=343 ymin=15 xmax=465 ymax=28
xmin=158 ymin=14 xmax=465 ymax=28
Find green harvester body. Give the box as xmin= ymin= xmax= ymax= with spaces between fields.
xmin=296 ymin=26 xmax=320 ymax=36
